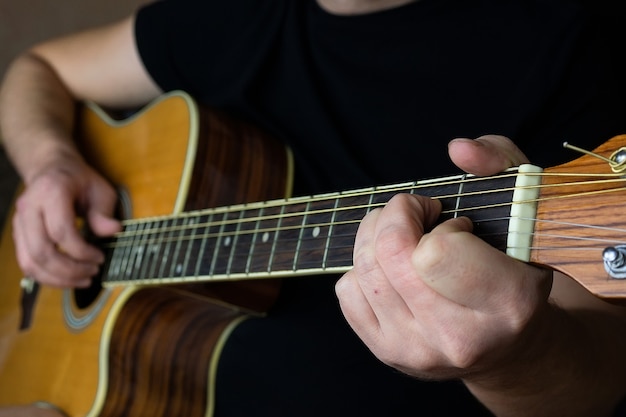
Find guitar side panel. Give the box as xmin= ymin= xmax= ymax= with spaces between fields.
xmin=0 ymin=214 xmax=127 ymax=414
xmin=0 ymin=91 xmax=291 ymax=416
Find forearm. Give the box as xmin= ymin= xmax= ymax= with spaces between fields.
xmin=0 ymin=52 xmax=82 ymax=184
xmin=464 ymin=304 xmax=626 ymax=417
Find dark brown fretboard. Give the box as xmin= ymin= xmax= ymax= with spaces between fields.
xmin=102 ymin=169 xmax=521 ymax=287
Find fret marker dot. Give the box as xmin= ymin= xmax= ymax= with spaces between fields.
xmin=262 ymin=232 xmax=270 ymax=243
xmin=312 ymin=226 xmax=321 ymax=238
xmin=175 ymin=264 xmax=183 ymax=275
xmin=224 ymin=236 xmax=232 ymax=247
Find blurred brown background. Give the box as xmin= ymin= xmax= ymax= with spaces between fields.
xmin=0 ymin=0 xmax=147 ymax=227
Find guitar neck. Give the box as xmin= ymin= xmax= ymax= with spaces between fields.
xmin=102 ymin=166 xmax=540 ymax=287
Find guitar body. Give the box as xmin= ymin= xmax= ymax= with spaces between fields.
xmin=3 ymin=90 xmax=626 ymax=416
xmin=0 ymin=91 xmax=292 ymax=416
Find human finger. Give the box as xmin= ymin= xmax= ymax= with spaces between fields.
xmin=84 ymin=178 xmax=122 ymax=237
xmin=347 ymin=207 xmax=414 ymax=324
xmin=367 ymin=194 xmax=441 ymax=305
xmin=40 ymin=191 xmax=105 ymax=264
xmin=414 ymin=217 xmax=551 ymax=314
xmin=448 ymin=135 xmax=530 ymax=176
xmin=12 ymin=202 xmax=95 ymax=287
xmin=335 ymin=268 xmax=383 ymax=344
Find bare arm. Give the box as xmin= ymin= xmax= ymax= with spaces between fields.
xmin=0 ymin=15 xmax=161 ymax=182
xmin=0 ymin=15 xmax=161 ymax=287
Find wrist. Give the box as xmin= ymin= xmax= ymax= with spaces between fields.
xmin=462 ymin=302 xmax=577 ymax=414
xmin=21 ymin=139 xmax=84 ymax=185
xmin=463 ymin=301 xmax=626 ymax=417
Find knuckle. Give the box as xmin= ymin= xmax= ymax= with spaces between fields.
xmin=368 ymin=336 xmax=404 ymax=367
xmin=414 ymin=233 xmax=452 ymax=273
xmin=29 ymin=242 xmax=55 ymax=266
xmin=352 ymin=239 xmax=379 ymax=276
xmin=440 ymin=332 xmax=482 ymax=370
xmin=47 ymin=222 xmax=69 ymax=244
xmin=376 ymin=348 xmax=404 ymax=368
xmin=334 ymin=272 xmax=354 ymax=299
xmin=375 ymin=225 xmax=413 ymax=263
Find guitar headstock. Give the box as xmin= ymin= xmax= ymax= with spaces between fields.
xmin=531 ymin=134 xmax=626 ymax=300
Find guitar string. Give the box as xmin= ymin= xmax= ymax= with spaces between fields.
xmin=102 ymin=169 xmax=626 ymax=281
xmin=102 ymin=215 xmax=626 ymax=255
xmin=100 ymin=198 xmax=626 ymax=271
xmin=102 ymin=212 xmax=626 ymax=249
xmin=100 ymin=179 xmax=626 ymax=250
xmin=122 ymin=178 xmax=625 ymax=239
xmin=133 ymin=172 xmax=626 ymax=228
xmin=102 ymin=216 xmax=626 ymax=282
xmin=102 ymin=226 xmax=619 ymax=284
xmin=103 ymin=212 xmax=626 ymax=281
xmin=104 ymin=173 xmax=626 ymax=241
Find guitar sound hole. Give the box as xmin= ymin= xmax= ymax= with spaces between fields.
xmin=72 ymin=188 xmax=129 ymax=311
xmin=73 ymin=275 xmax=103 ymax=310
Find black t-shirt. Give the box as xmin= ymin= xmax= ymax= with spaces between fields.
xmin=135 ymin=1 xmax=626 ymax=415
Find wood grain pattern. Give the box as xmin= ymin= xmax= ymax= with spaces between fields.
xmin=531 ymin=134 xmax=626 ymax=300
xmin=0 ymin=91 xmax=290 ymax=416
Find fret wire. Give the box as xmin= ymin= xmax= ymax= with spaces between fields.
xmin=454 ymin=174 xmax=467 ymax=219
xmin=292 ymin=201 xmax=310 ymax=271
xmin=119 ymin=222 xmax=138 ymax=279
xmin=109 ymin=230 xmax=124 ymax=279
xmin=113 ymin=224 xmax=128 ymax=280
xmin=193 ymin=213 xmax=212 ymax=278
xmin=102 ymin=235 xmax=119 ymax=282
xmin=226 ymin=209 xmax=245 ymax=275
xmin=157 ymin=218 xmax=176 ymax=278
xmin=322 ymin=197 xmax=340 ymax=269
xmin=181 ymin=217 xmax=197 ymax=278
xmin=367 ymin=188 xmax=375 ymax=213
xmin=146 ymin=219 xmax=164 ymax=279
xmin=167 ymin=217 xmax=187 ymax=277
xmin=245 ymin=206 xmax=263 ymax=274
xmin=138 ymin=219 xmax=156 ymax=279
xmin=268 ymin=204 xmax=286 ymax=272
xmin=209 ymin=211 xmax=229 ymax=276
xmin=132 ymin=221 xmax=148 ymax=279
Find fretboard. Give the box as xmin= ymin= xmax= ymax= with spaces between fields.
xmin=102 ymin=168 xmax=528 ymax=287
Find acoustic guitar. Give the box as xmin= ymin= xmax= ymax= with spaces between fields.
xmin=1 ymin=90 xmax=626 ymax=416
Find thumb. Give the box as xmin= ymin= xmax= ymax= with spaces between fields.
xmin=85 ymin=187 xmax=122 ymax=237
xmin=87 ymin=209 xmax=122 ymax=237
xmin=448 ymin=135 xmax=530 ymax=176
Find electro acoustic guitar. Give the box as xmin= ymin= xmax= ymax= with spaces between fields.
xmin=1 ymin=90 xmax=626 ymax=416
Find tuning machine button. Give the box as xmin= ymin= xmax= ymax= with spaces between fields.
xmin=603 ymin=246 xmax=626 ymax=279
